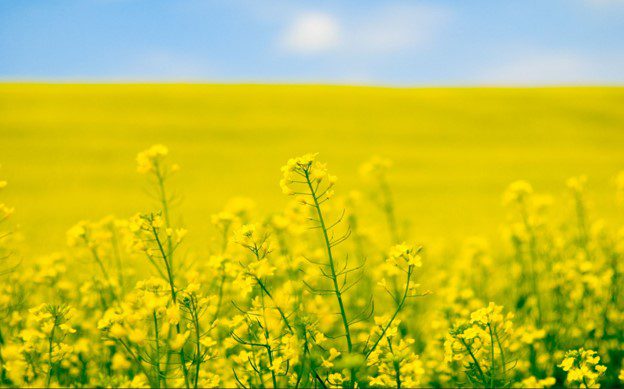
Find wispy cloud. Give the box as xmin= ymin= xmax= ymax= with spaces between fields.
xmin=277 ymin=4 xmax=451 ymax=56
xmin=348 ymin=4 xmax=451 ymax=54
xmin=278 ymin=11 xmax=341 ymax=55
xmin=481 ymin=52 xmax=590 ymax=85
xmin=474 ymin=50 xmax=624 ymax=85
xmin=120 ymin=50 xmax=214 ymax=80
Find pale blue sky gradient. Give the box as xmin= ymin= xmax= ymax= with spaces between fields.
xmin=1 ymin=0 xmax=623 ymax=85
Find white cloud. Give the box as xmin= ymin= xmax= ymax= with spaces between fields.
xmin=475 ymin=50 xmax=624 ymax=85
xmin=279 ymin=12 xmax=341 ymax=55
xmin=351 ymin=4 xmax=450 ymax=54
xmin=277 ymin=4 xmax=450 ymax=56
xmin=480 ymin=52 xmax=590 ymax=85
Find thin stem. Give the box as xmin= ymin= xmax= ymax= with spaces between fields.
xmin=256 ymin=277 xmax=293 ymax=333
xmin=45 ymin=324 xmax=57 ymax=388
xmin=212 ymin=226 xmax=230 ymax=322
xmin=152 ymin=227 xmax=177 ymax=302
xmin=380 ymin=177 xmax=399 ymax=243
xmin=520 ymin=204 xmax=543 ymax=327
xmin=574 ymin=192 xmax=589 ymax=249
xmin=110 ymin=225 xmax=125 ymax=294
xmin=154 ymin=162 xmax=173 ymax=260
xmin=212 ymin=273 xmax=226 ymax=324
xmin=387 ymin=338 xmax=401 ymax=389
xmin=89 ymin=246 xmax=118 ymax=302
xmin=459 ymin=338 xmax=487 ymax=386
xmin=260 ymin=293 xmax=278 ymax=389
xmin=487 ymin=323 xmax=496 ymax=388
xmin=190 ymin=297 xmax=202 ymax=389
xmin=494 ymin=329 xmax=506 ymax=386
xmin=304 ymin=171 xmax=353 ymax=353
xmin=153 ymin=311 xmax=162 ymax=388
xmin=118 ymin=339 xmax=155 ymax=387
xmin=150 ymin=227 xmax=190 ymax=389
xmin=304 ymin=170 xmax=357 ymax=388
xmin=365 ymin=267 xmax=412 ymax=359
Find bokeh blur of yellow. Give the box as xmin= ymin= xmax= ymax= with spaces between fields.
xmin=1 ymin=84 xmax=623 ymax=254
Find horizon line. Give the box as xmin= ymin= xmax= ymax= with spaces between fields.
xmin=1 ymin=79 xmax=623 ymax=89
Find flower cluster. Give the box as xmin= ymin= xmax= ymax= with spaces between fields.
xmin=280 ymin=153 xmax=337 ymax=201
xmin=0 ymin=146 xmax=622 ymax=388
xmin=559 ymin=348 xmax=607 ymax=388
xmin=136 ymin=144 xmax=170 ymax=174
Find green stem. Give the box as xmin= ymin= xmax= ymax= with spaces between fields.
xmin=152 ymin=227 xmax=177 ymax=302
xmin=260 ymin=293 xmax=278 ymax=389
xmin=495 ymin=330 xmax=507 ymax=385
xmin=190 ymin=297 xmax=202 ymax=389
xmin=212 ymin=273 xmax=226 ymax=324
xmin=520 ymin=205 xmax=543 ymax=327
xmin=212 ymin=226 xmax=230 ymax=322
xmin=387 ymin=338 xmax=401 ymax=389
xmin=487 ymin=323 xmax=496 ymax=388
xmin=365 ymin=267 xmax=412 ymax=359
xmin=90 ymin=246 xmax=118 ymax=302
xmin=154 ymin=162 xmax=173 ymax=260
xmin=151 ymin=227 xmax=190 ymax=389
xmin=45 ymin=324 xmax=56 ymax=388
xmin=153 ymin=311 xmax=162 ymax=388
xmin=380 ymin=178 xmax=399 ymax=243
xmin=304 ymin=171 xmax=356 ymax=387
xmin=110 ymin=225 xmax=125 ymax=294
xmin=256 ymin=277 xmax=293 ymax=333
xmin=459 ymin=338 xmax=487 ymax=386
xmin=118 ymin=339 xmax=155 ymax=387
xmin=304 ymin=171 xmax=353 ymax=353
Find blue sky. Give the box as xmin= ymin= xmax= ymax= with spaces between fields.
xmin=1 ymin=0 xmax=623 ymax=85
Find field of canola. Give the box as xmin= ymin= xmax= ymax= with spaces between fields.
xmin=1 ymin=84 xmax=624 ymax=254
xmin=0 ymin=84 xmax=624 ymax=388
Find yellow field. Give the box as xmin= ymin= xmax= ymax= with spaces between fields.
xmin=1 ymin=84 xmax=624 ymax=388
xmin=1 ymin=84 xmax=624 ymax=254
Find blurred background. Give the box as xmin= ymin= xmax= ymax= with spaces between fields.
xmin=0 ymin=1 xmax=623 ymax=255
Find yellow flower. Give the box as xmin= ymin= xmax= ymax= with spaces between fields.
xmin=175 ymin=228 xmax=187 ymax=243
xmin=0 ymin=203 xmax=14 ymax=218
xmin=280 ymin=153 xmax=336 ymax=198
xmin=461 ymin=326 xmax=480 ymax=340
xmin=136 ymin=144 xmax=169 ymax=174
xmin=369 ymin=375 xmax=389 ymax=387
xmin=559 ymin=348 xmax=606 ymax=387
xmin=19 ymin=328 xmax=44 ymax=343
xmin=66 ymin=222 xmax=87 ymax=247
xmin=359 ymin=156 xmax=392 ymax=181
xmin=328 ymin=347 xmax=341 ymax=361
xmin=59 ymin=323 xmax=76 ymax=334
xmin=112 ymin=352 xmax=131 ymax=371
xmin=503 ymin=180 xmax=533 ymax=205
xmin=560 ymin=357 xmax=574 ymax=371
xmin=387 ymin=243 xmax=422 ymax=268
xmin=250 ymin=258 xmax=275 ymax=279
xmin=566 ymin=175 xmax=587 ymax=193
xmin=170 ymin=331 xmax=190 ymax=351
xmin=109 ymin=323 xmax=127 ymax=339
xmin=328 ymin=373 xmax=344 ymax=385
xmin=128 ymin=328 xmax=146 ymax=345
xmin=269 ymin=356 xmax=284 ymax=373
xmin=166 ymin=304 xmax=180 ymax=325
